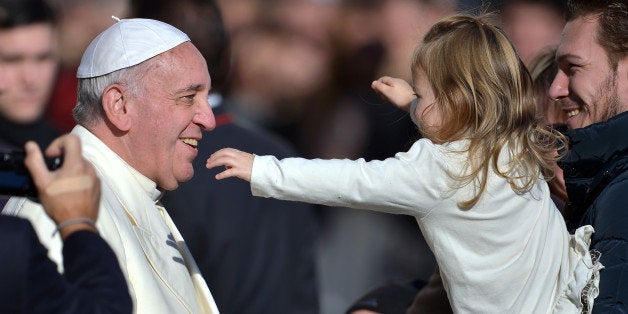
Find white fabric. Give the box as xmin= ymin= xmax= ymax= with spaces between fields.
xmin=250 ymin=138 xmax=602 ymax=313
xmin=3 ymin=125 xmax=218 ymax=314
xmin=77 ymin=18 xmax=190 ymax=78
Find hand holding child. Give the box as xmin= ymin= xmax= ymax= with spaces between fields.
xmin=206 ymin=148 xmax=255 ymax=182
xmin=371 ymin=76 xmax=416 ymax=111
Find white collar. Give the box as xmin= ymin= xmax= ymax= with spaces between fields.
xmin=71 ymin=125 xmax=162 ymax=202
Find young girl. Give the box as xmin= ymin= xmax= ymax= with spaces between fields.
xmin=206 ymin=13 xmax=602 ymax=313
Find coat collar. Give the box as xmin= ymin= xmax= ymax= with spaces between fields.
xmin=559 ymin=111 xmax=628 ymax=178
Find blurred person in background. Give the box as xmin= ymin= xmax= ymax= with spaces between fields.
xmin=0 ymin=0 xmax=61 ymax=209
xmin=0 ymin=0 xmax=60 ymax=151
xmin=227 ymin=20 xmax=334 ymax=153
xmin=376 ymin=0 xmax=456 ymax=81
xmin=130 ymin=0 xmax=320 ymax=313
xmin=46 ymin=0 xmax=129 ymax=133
xmin=528 ymin=47 xmax=568 ymax=210
xmin=498 ymin=0 xmax=565 ymax=66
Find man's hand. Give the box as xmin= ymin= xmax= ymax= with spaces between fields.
xmin=371 ymin=76 xmax=416 ymax=111
xmin=23 ymin=134 xmax=100 ymax=239
xmin=206 ymin=148 xmax=254 ymax=182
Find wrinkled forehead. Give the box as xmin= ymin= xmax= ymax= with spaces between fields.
xmin=144 ymin=43 xmax=210 ymax=89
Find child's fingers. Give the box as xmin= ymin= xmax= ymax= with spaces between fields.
xmin=207 ymin=148 xmax=254 ymax=182
xmin=374 ymin=76 xmax=396 ymax=86
xmin=371 ymin=80 xmax=393 ymax=97
xmin=215 ymin=168 xmax=237 ymax=180
xmin=207 ymin=148 xmax=237 ymax=167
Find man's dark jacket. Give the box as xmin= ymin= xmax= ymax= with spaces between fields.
xmin=559 ymin=111 xmax=628 ymax=313
xmin=162 ymin=103 xmax=319 ymax=314
xmin=0 ymin=215 xmax=132 ymax=313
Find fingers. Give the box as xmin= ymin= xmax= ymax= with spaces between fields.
xmin=215 ymin=167 xmax=238 ymax=180
xmin=206 ymin=148 xmax=237 ymax=168
xmin=206 ymin=149 xmax=240 ymax=179
xmin=24 ymin=134 xmax=101 ymax=235
xmin=23 ymin=141 xmax=51 ymax=189
xmin=371 ymin=77 xmax=392 ymax=94
xmin=46 ymin=134 xmax=82 ymax=164
xmin=372 ymin=76 xmax=395 ymax=86
xmin=206 ymin=148 xmax=254 ymax=182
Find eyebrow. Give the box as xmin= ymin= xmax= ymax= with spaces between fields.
xmin=174 ymin=84 xmax=206 ymax=95
xmin=555 ymin=52 xmax=582 ymax=63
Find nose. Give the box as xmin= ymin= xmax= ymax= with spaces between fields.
xmin=194 ymin=98 xmax=216 ymax=131
xmin=20 ymin=60 xmax=42 ymax=87
xmin=549 ymin=70 xmax=568 ymax=101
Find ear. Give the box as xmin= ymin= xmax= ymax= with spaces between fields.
xmin=102 ymin=84 xmax=133 ymax=132
xmin=618 ymin=55 xmax=628 ymax=109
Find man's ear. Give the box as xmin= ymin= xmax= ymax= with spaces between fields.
xmin=618 ymin=55 xmax=628 ymax=112
xmin=102 ymin=84 xmax=133 ymax=132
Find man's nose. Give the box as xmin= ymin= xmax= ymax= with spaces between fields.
xmin=549 ymin=70 xmax=568 ymax=101
xmin=195 ymin=99 xmax=216 ymax=131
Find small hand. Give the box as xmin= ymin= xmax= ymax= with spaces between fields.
xmin=371 ymin=76 xmax=416 ymax=111
xmin=24 ymin=134 xmax=101 ymax=239
xmin=206 ymin=148 xmax=254 ymax=182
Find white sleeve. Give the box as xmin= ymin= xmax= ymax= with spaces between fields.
xmin=250 ymin=139 xmax=453 ymax=217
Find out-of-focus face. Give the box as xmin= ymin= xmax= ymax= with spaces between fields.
xmin=550 ymin=15 xmax=628 ymax=129
xmin=411 ymin=67 xmax=441 ymax=135
xmin=0 ymin=23 xmax=57 ymax=123
xmin=502 ymin=1 xmax=564 ymax=66
xmin=126 ymin=42 xmax=215 ymax=190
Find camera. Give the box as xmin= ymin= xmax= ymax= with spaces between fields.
xmin=0 ymin=150 xmax=63 ymax=198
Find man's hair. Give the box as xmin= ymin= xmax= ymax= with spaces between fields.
xmin=566 ymin=0 xmax=627 ymax=68
xmin=73 ymin=61 xmax=152 ymax=127
xmin=0 ymin=0 xmax=56 ymax=29
xmin=412 ymin=13 xmax=565 ymax=207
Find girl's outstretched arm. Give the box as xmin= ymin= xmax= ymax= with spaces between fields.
xmin=206 ymin=148 xmax=255 ymax=182
xmin=371 ymin=76 xmax=416 ymax=111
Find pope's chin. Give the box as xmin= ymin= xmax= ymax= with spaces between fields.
xmin=159 ymin=166 xmax=195 ymax=191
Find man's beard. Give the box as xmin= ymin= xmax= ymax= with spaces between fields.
xmin=585 ymin=70 xmax=621 ymax=124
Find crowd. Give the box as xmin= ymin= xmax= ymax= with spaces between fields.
xmin=0 ymin=0 xmax=625 ymax=313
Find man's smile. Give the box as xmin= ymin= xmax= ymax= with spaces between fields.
xmin=181 ymin=138 xmax=198 ymax=148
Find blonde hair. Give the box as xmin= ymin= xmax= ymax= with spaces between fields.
xmin=412 ymin=13 xmax=565 ymax=208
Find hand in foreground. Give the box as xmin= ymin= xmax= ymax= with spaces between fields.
xmin=371 ymin=76 xmax=416 ymax=111
xmin=23 ymin=134 xmax=101 ymax=239
xmin=206 ymin=148 xmax=254 ymax=182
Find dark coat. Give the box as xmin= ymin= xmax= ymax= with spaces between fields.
xmin=161 ymin=104 xmax=319 ymax=314
xmin=559 ymin=111 xmax=628 ymax=313
xmin=0 ymin=215 xmax=132 ymax=313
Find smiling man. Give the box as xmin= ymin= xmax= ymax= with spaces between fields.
xmin=549 ymin=0 xmax=627 ymax=312
xmin=3 ymin=18 xmax=219 ymax=313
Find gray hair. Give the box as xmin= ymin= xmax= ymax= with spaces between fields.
xmin=73 ymin=61 xmax=152 ymax=127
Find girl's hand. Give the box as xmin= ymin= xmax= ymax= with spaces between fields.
xmin=371 ymin=76 xmax=416 ymax=111
xmin=206 ymin=148 xmax=254 ymax=182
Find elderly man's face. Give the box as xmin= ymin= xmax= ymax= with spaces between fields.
xmin=549 ymin=15 xmax=628 ymax=129
xmin=128 ymin=42 xmax=215 ymax=190
xmin=0 ymin=23 xmax=57 ymax=124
